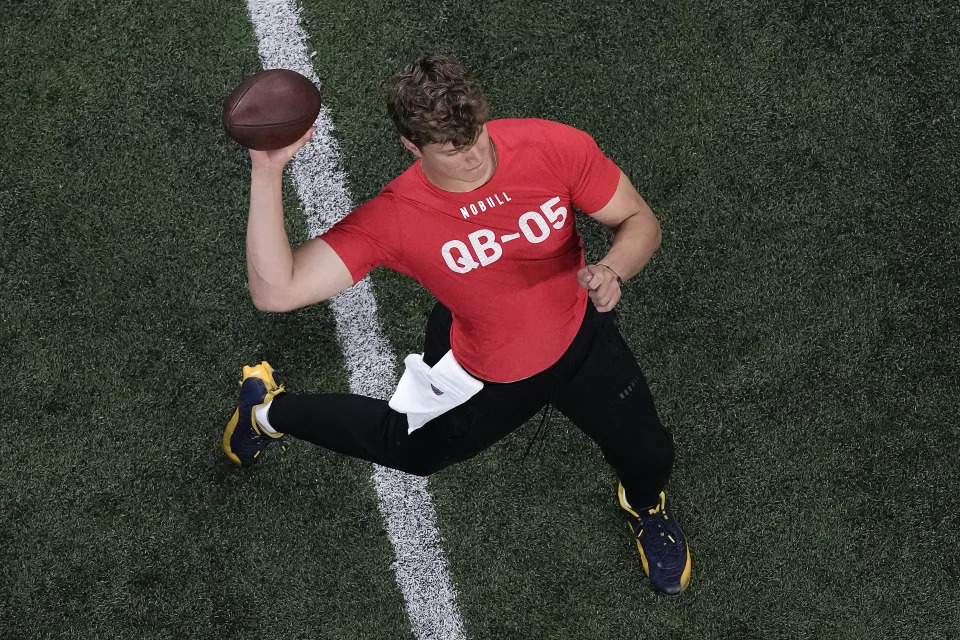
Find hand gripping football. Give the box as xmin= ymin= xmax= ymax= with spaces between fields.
xmin=222 ymin=69 xmax=321 ymax=150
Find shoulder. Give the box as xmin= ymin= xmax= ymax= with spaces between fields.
xmin=490 ymin=118 xmax=603 ymax=163
xmin=488 ymin=117 xmax=586 ymax=142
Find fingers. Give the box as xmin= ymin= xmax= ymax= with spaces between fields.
xmin=588 ymin=276 xmax=621 ymax=311
xmin=577 ymin=268 xmax=592 ymax=290
xmin=249 ymin=127 xmax=317 ymax=171
xmin=293 ymin=126 xmax=316 ymax=149
xmin=577 ymin=264 xmax=604 ymax=290
xmin=279 ymin=126 xmax=316 ymax=158
xmin=579 ymin=264 xmax=621 ymax=311
xmin=589 ymin=286 xmax=621 ymax=312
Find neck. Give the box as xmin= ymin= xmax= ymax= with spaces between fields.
xmin=423 ymin=139 xmax=498 ymax=193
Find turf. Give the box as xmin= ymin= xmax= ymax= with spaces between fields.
xmin=1 ymin=1 xmax=412 ymax=638
xmin=3 ymin=0 xmax=959 ymax=638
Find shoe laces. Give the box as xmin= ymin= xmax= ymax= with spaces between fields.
xmin=637 ymin=503 xmax=685 ymax=559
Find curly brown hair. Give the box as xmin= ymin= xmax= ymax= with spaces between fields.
xmin=386 ymin=54 xmax=489 ymax=150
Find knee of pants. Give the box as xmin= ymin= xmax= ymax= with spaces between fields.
xmin=605 ymin=420 xmax=675 ymax=473
xmin=390 ymin=409 xmax=483 ymax=477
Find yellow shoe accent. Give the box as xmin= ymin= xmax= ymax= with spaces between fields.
xmin=241 ymin=361 xmax=278 ymax=391
xmin=680 ymin=547 xmax=692 ymax=592
xmin=222 ymin=409 xmax=242 ymax=465
xmin=633 ymin=526 xmax=652 ymax=577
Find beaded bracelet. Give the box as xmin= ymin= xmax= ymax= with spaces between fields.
xmin=596 ymin=263 xmax=623 ymax=287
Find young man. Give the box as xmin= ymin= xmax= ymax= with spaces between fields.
xmin=224 ymin=54 xmax=692 ymax=595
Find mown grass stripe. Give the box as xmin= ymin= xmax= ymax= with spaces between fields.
xmin=244 ymin=1 xmax=466 ymax=638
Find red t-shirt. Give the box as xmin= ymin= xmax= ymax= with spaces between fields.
xmin=322 ymin=118 xmax=621 ymax=382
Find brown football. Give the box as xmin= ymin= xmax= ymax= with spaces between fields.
xmin=222 ymin=69 xmax=321 ymax=150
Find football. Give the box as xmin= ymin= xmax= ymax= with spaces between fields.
xmin=222 ymin=69 xmax=321 ymax=150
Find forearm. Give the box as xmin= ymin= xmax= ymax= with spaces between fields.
xmin=246 ymin=166 xmax=295 ymax=307
xmin=597 ymin=211 xmax=662 ymax=283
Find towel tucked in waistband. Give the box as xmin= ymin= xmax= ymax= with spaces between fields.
xmin=388 ymin=349 xmax=485 ymax=434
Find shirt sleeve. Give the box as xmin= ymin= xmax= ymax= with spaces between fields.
xmin=320 ymin=196 xmax=397 ymax=283
xmin=545 ymin=121 xmax=621 ymax=214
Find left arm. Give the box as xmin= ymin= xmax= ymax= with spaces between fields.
xmin=577 ymin=171 xmax=662 ymax=312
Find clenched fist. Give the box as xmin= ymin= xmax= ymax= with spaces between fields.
xmin=577 ymin=263 xmax=622 ymax=312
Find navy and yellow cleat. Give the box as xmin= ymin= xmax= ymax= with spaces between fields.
xmin=619 ymin=484 xmax=692 ymax=596
xmin=222 ymin=361 xmax=287 ymax=467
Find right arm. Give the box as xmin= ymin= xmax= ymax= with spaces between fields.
xmin=245 ymin=128 xmax=354 ymax=312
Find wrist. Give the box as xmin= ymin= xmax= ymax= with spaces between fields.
xmin=251 ymin=163 xmax=285 ymax=180
xmin=596 ymin=263 xmax=623 ymax=287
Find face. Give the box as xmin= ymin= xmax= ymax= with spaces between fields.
xmin=402 ymin=125 xmax=495 ymax=190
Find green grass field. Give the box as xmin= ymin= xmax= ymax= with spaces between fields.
xmin=3 ymin=0 xmax=959 ymax=638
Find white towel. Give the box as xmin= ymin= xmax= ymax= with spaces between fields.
xmin=388 ymin=350 xmax=485 ymax=434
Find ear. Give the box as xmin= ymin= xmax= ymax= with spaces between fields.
xmin=400 ymin=136 xmax=422 ymax=158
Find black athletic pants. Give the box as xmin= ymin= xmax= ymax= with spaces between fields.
xmin=269 ymin=300 xmax=675 ymax=508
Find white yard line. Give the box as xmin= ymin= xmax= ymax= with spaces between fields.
xmin=244 ymin=1 xmax=467 ymax=638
